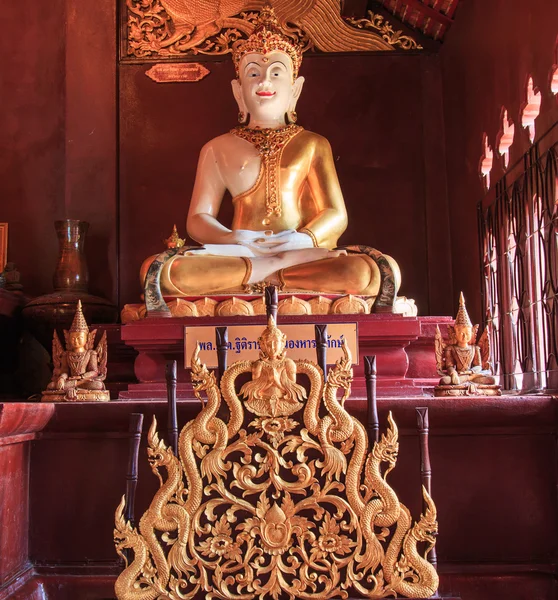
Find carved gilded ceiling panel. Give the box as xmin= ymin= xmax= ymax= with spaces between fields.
xmin=122 ymin=0 xmax=424 ymax=63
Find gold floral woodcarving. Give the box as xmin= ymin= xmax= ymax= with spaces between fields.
xmin=124 ymin=0 xmax=422 ymax=61
xmin=346 ymin=11 xmax=423 ymax=51
xmin=114 ymin=316 xmax=438 ymax=599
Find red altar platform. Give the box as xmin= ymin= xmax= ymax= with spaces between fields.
xmin=0 ymin=397 xmax=556 ymax=600
xmin=119 ymin=314 xmax=452 ymax=400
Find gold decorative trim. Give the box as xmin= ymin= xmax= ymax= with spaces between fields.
xmin=345 ymin=11 xmax=424 ymax=51
xmin=121 ymin=294 xmax=420 ymax=323
xmin=167 ymin=298 xmax=198 ymax=317
xmin=42 ymin=389 xmax=110 ymax=402
xmin=299 ymin=227 xmax=318 ymax=247
xmin=146 ymin=63 xmax=210 ymax=83
xmin=331 ymin=294 xmax=369 ymax=315
xmin=194 ymin=297 xmax=218 ymax=317
xmin=231 ymin=125 xmax=303 ymax=222
xmin=122 ymin=2 xmax=422 ymax=63
xmin=232 ymin=6 xmax=304 ymax=79
xmin=241 ymin=256 xmax=253 ymax=288
xmin=215 ymin=296 xmax=254 ymax=317
xmin=250 ymin=296 xmax=267 ymax=315
xmin=307 ymin=295 xmax=332 ymax=314
xmin=114 ymin=317 xmax=439 ymax=598
xmin=277 ymin=295 xmax=311 ymax=315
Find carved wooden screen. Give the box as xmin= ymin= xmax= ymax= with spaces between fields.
xmin=479 ymin=124 xmax=558 ymax=392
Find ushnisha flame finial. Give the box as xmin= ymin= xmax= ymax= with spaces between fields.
xmin=258 ymin=314 xmax=287 ymax=360
xmin=454 ymin=292 xmax=472 ymax=328
xmin=69 ymin=299 xmax=89 ymax=333
xmin=232 ymin=6 xmax=303 ymax=80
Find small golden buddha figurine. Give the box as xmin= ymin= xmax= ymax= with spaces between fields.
xmin=434 ymin=293 xmax=500 ymax=397
xmin=41 ymin=300 xmax=110 ymax=402
xmin=239 ymin=315 xmax=307 ymax=418
xmin=141 ymin=7 xmax=401 ymax=316
xmin=163 ymin=224 xmax=185 ymax=249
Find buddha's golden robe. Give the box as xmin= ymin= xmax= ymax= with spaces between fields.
xmin=154 ymin=129 xmax=382 ymax=296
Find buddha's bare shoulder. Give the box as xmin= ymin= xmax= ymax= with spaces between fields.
xmin=199 ymin=132 xmax=240 ymax=152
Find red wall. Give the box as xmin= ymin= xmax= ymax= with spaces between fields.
xmin=0 ymin=0 xmax=66 ymax=298
xmin=0 ymin=0 xmax=118 ymax=303
xmin=440 ymin=0 xmax=558 ymax=321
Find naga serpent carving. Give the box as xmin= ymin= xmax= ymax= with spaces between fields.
xmin=114 ymin=316 xmax=439 ymax=599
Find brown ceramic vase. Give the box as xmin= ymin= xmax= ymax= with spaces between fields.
xmin=23 ymin=220 xmax=118 ymax=350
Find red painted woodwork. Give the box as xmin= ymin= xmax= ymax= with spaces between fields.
xmin=100 ymin=324 xmax=139 ymax=398
xmin=119 ymin=314 xmax=452 ymax=399
xmin=0 ymin=397 xmax=556 ymax=598
xmin=21 ymin=396 xmax=558 ymax=599
xmin=0 ymin=404 xmax=54 ymax=592
xmin=0 ymin=571 xmax=117 ymax=600
xmin=440 ymin=0 xmax=558 ymax=321
xmin=378 ymin=0 xmax=461 ymax=40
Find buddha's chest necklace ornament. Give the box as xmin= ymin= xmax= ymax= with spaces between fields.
xmin=68 ymin=350 xmax=91 ymax=375
xmin=453 ymin=345 xmax=475 ymax=371
xmin=231 ymin=124 xmax=303 ymax=225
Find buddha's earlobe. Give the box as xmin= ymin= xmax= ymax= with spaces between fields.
xmin=231 ymin=79 xmax=247 ymax=117
xmin=287 ymin=76 xmax=304 ymax=115
xmin=285 ymin=76 xmax=304 ymax=125
xmin=292 ymin=76 xmax=305 ymax=103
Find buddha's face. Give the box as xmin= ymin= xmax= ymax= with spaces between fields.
xmin=69 ymin=330 xmax=87 ymax=351
xmin=261 ymin=331 xmax=285 ymax=359
xmin=232 ymin=51 xmax=304 ymax=125
xmin=454 ymin=324 xmax=473 ymax=347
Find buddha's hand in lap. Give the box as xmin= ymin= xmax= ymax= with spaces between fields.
xmin=236 ymin=229 xmax=315 ymax=256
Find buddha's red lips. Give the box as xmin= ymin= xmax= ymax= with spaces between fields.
xmin=256 ymin=91 xmax=276 ymax=97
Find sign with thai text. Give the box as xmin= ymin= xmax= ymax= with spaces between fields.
xmin=184 ymin=323 xmax=358 ymax=368
xmin=145 ymin=63 xmax=210 ymax=83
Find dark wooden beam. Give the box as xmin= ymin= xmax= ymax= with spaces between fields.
xmin=444 ymin=0 xmax=461 ymax=19
xmin=342 ymin=0 xmax=369 ymax=18
xmin=394 ymin=0 xmax=454 ymax=27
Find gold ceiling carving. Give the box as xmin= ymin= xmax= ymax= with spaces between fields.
xmin=123 ymin=0 xmax=424 ymax=62
xmin=114 ymin=318 xmax=439 ymax=599
xmin=346 ymin=11 xmax=423 ymax=51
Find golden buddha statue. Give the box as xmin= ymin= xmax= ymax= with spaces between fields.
xmin=434 ymin=293 xmax=500 ymax=397
xmin=141 ymin=7 xmax=401 ymax=315
xmin=41 ymin=300 xmax=110 ymax=402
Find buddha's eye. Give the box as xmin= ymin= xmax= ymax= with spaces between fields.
xmin=245 ymin=65 xmax=261 ymax=78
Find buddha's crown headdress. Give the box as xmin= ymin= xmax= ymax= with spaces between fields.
xmin=232 ymin=6 xmax=303 ymax=80
xmin=454 ymin=292 xmax=473 ymax=328
xmin=259 ymin=314 xmax=286 ymax=343
xmin=69 ymin=300 xmax=89 ymax=333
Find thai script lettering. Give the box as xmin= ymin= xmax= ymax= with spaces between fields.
xmin=199 ymin=334 xmax=345 ymax=353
